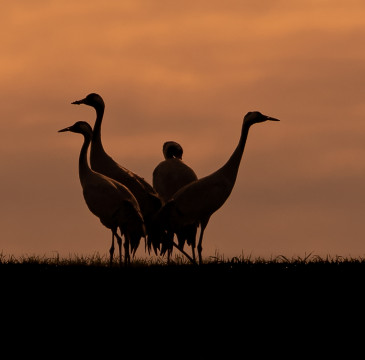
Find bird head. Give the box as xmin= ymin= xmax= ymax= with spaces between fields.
xmin=71 ymin=93 xmax=105 ymax=109
xmin=243 ymin=111 xmax=280 ymax=126
xmin=58 ymin=121 xmax=93 ymax=136
xmin=163 ymin=141 xmax=183 ymax=160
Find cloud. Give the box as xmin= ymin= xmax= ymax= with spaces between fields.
xmin=1 ymin=0 xmax=365 ymax=258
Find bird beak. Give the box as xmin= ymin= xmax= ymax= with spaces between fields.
xmin=58 ymin=126 xmax=71 ymax=133
xmin=71 ymin=98 xmax=85 ymax=105
xmin=266 ymin=115 xmax=280 ymax=121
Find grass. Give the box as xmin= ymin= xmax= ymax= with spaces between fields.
xmin=0 ymin=250 xmax=361 ymax=264
xmin=2 ymin=251 xmax=364 ymax=328
xmin=2 ymin=250 xmax=365 ymax=275
xmin=1 ymin=249 xmax=365 ymax=265
xmin=2 ymin=249 xmax=365 ymax=298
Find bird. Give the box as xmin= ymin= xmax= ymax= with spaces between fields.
xmin=71 ymin=93 xmax=162 ymax=254
xmin=58 ymin=121 xmax=146 ymax=266
xmin=156 ymin=111 xmax=279 ymax=265
xmin=152 ymin=141 xmax=198 ymax=261
xmin=153 ymin=141 xmax=197 ymax=203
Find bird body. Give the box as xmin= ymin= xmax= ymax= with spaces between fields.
xmin=153 ymin=141 xmax=198 ymax=204
xmin=59 ymin=121 xmax=146 ymax=265
xmin=72 ymin=93 xmax=162 ymax=251
xmin=159 ymin=111 xmax=279 ymax=264
xmin=153 ymin=158 xmax=198 ymax=204
xmin=152 ymin=141 xmax=198 ymax=260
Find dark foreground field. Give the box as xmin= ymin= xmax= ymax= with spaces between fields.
xmin=2 ymin=253 xmax=365 ymax=297
xmin=2 ymin=253 xmax=364 ymax=352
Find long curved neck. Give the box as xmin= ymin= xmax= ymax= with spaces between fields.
xmin=218 ymin=120 xmax=251 ymax=184
xmin=91 ymin=104 xmax=107 ymax=156
xmin=79 ymin=132 xmax=93 ymax=186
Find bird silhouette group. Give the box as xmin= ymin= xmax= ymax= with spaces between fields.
xmin=59 ymin=93 xmax=279 ymax=265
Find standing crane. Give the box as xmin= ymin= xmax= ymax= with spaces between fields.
xmin=156 ymin=111 xmax=279 ymax=264
xmin=71 ymin=93 xmax=162 ymax=254
xmin=152 ymin=141 xmax=198 ymax=261
xmin=58 ymin=121 xmax=146 ymax=266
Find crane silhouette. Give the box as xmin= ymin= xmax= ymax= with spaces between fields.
xmin=71 ymin=93 xmax=162 ymax=253
xmin=152 ymin=141 xmax=198 ymax=261
xmin=156 ymin=111 xmax=279 ymax=265
xmin=58 ymin=121 xmax=146 ymax=266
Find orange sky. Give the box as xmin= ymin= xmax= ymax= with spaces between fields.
xmin=1 ymin=0 xmax=365 ymax=260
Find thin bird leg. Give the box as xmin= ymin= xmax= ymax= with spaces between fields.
xmin=115 ymin=232 xmax=123 ymax=267
xmin=197 ymin=217 xmax=210 ymax=265
xmin=197 ymin=229 xmax=204 ymax=266
xmin=124 ymin=235 xmax=130 ymax=266
xmin=188 ymin=227 xmax=197 ymax=263
xmin=109 ymin=232 xmax=115 ymax=267
xmin=191 ymin=246 xmax=196 ymax=263
xmin=166 ymin=231 xmax=174 ymax=265
xmin=167 ymin=249 xmax=171 ymax=265
xmin=172 ymin=242 xmax=197 ymax=265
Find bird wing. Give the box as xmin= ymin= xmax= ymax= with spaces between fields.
xmin=92 ymin=154 xmax=161 ymax=219
xmin=172 ymin=174 xmax=232 ymax=222
xmin=106 ymin=178 xmax=146 ymax=233
xmin=83 ymin=182 xmax=121 ymax=221
xmin=83 ymin=178 xmax=146 ymax=239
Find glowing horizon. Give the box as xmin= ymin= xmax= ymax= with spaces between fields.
xmin=1 ymin=0 xmax=365 ymax=259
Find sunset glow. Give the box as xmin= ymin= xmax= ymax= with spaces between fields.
xmin=1 ymin=0 xmax=365 ymax=259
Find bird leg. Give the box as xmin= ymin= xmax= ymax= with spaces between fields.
xmin=166 ymin=231 xmax=174 ymax=265
xmin=115 ymin=232 xmax=123 ymax=267
xmin=172 ymin=242 xmax=197 ymax=265
xmin=124 ymin=235 xmax=130 ymax=266
xmin=197 ymin=233 xmax=204 ymax=265
xmin=181 ymin=225 xmax=197 ymax=263
xmin=191 ymin=247 xmax=196 ymax=263
xmin=197 ymin=218 xmax=210 ymax=265
xmin=109 ymin=232 xmax=115 ymax=267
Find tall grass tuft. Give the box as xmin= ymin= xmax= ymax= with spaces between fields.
xmin=1 ymin=250 xmax=365 ymax=269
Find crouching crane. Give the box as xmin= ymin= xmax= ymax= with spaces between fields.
xmin=152 ymin=141 xmax=198 ymax=261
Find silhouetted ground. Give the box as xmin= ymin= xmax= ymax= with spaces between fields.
xmin=2 ymin=255 xmax=365 ymax=299
xmin=2 ymin=255 xmax=364 ymax=352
